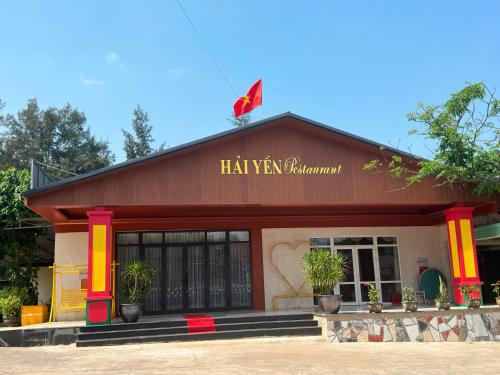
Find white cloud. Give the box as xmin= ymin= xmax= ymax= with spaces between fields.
xmin=105 ymin=52 xmax=119 ymax=63
xmin=80 ymin=75 xmax=105 ymax=85
xmin=168 ymin=67 xmax=185 ymax=76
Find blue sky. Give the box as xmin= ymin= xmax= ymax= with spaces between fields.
xmin=1 ymin=1 xmax=499 ymax=162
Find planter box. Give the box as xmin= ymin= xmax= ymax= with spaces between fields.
xmin=21 ymin=305 xmax=49 ymax=326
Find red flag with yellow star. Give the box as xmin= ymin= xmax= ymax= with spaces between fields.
xmin=233 ymin=79 xmax=262 ymax=117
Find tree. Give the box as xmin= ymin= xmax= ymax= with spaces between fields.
xmin=0 ymin=168 xmax=40 ymax=304
xmin=228 ymin=113 xmax=251 ymax=128
xmin=364 ymin=82 xmax=500 ymax=195
xmin=0 ymin=98 xmax=115 ymax=175
xmin=122 ymin=104 xmax=165 ymax=160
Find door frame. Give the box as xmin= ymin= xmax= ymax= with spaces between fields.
xmin=333 ymin=245 xmax=381 ymax=305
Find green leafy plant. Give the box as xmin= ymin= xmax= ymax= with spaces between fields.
xmin=366 ymin=283 xmax=379 ymax=303
xmin=0 ymin=167 xmax=40 ymax=305
xmin=435 ymin=276 xmax=450 ymax=303
xmin=302 ymin=250 xmax=347 ymax=295
xmin=0 ymin=288 xmax=23 ymax=317
xmin=120 ymin=261 xmax=155 ymax=304
xmin=402 ymin=286 xmax=415 ymax=302
xmin=492 ymin=280 xmax=500 ymax=298
xmin=363 ymin=82 xmax=500 ymax=196
xmin=460 ymin=284 xmax=480 ymax=303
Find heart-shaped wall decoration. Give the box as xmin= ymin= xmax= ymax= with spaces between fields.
xmin=269 ymin=240 xmax=311 ymax=295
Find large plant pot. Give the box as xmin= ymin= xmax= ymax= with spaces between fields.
xmin=435 ymin=300 xmax=451 ymax=310
xmin=318 ymin=295 xmax=342 ymax=314
xmin=402 ymin=301 xmax=418 ymax=312
xmin=367 ymin=302 xmax=383 ymax=313
xmin=119 ymin=304 xmax=143 ymax=323
xmin=3 ymin=315 xmax=20 ymax=327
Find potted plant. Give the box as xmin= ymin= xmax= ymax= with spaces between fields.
xmin=302 ymin=250 xmax=346 ymax=314
xmin=119 ymin=261 xmax=155 ymax=323
xmin=460 ymin=284 xmax=481 ymax=309
xmin=402 ymin=286 xmax=418 ymax=312
xmin=366 ymin=283 xmax=383 ymax=313
xmin=435 ymin=276 xmax=451 ymax=310
xmin=491 ymin=281 xmax=500 ymax=306
xmin=0 ymin=288 xmax=22 ymax=327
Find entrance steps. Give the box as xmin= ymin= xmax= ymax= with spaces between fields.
xmin=76 ymin=313 xmax=321 ymax=347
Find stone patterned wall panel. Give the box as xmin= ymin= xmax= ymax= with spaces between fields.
xmin=324 ymin=310 xmax=500 ymax=343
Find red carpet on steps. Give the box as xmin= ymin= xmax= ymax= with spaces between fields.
xmin=183 ymin=315 xmax=216 ymax=334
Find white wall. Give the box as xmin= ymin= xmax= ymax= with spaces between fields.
xmin=52 ymin=232 xmax=88 ymax=321
xmin=36 ymin=267 xmax=52 ymax=305
xmin=262 ymin=226 xmax=450 ymax=310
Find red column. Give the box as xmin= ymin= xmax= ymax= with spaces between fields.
xmin=251 ymin=227 xmax=265 ymax=310
xmin=444 ymin=207 xmax=482 ymax=305
xmin=86 ymin=208 xmax=113 ymax=325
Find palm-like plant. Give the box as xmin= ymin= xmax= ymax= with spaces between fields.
xmin=120 ymin=261 xmax=155 ymax=304
xmin=302 ymin=250 xmax=347 ymax=295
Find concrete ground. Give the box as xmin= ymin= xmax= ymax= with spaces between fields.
xmin=0 ymin=337 xmax=498 ymax=375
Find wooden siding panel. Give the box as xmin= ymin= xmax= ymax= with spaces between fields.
xmin=27 ymin=118 xmax=485 ymax=209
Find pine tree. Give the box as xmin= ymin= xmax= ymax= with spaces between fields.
xmin=122 ymin=104 xmax=164 ymax=160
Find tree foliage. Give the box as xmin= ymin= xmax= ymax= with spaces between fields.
xmin=228 ymin=113 xmax=251 ymax=128
xmin=122 ymin=104 xmax=164 ymax=160
xmin=364 ymin=82 xmax=500 ymax=195
xmin=0 ymin=168 xmax=40 ymax=304
xmin=0 ymin=98 xmax=115 ymax=175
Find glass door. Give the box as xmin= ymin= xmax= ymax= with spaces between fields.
xmin=208 ymin=244 xmax=226 ymax=308
xmin=186 ymin=245 xmax=206 ymax=310
xmin=334 ymin=246 xmax=378 ymax=304
xmin=356 ymin=247 xmax=377 ymax=303
xmin=165 ymin=246 xmax=183 ymax=311
xmin=335 ymin=249 xmax=356 ymax=303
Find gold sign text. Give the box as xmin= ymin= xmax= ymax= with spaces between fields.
xmin=220 ymin=156 xmax=342 ymax=175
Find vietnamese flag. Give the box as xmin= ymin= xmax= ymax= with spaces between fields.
xmin=233 ymin=79 xmax=262 ymax=117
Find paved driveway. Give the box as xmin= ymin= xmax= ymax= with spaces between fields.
xmin=0 ymin=337 xmax=498 ymax=374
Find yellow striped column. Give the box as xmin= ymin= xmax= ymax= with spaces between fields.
xmin=444 ymin=207 xmax=482 ymax=305
xmin=86 ymin=208 xmax=113 ymax=325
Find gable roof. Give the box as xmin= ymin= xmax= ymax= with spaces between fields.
xmin=24 ymin=112 xmax=421 ymax=198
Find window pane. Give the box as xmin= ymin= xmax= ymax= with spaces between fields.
xmin=207 ymin=231 xmax=226 ymax=242
xmin=310 ymin=237 xmax=330 ymax=246
xmin=360 ymin=283 xmax=371 ymax=302
xmin=337 ymin=249 xmax=354 ymax=282
xmin=378 ymin=246 xmax=401 ymax=281
xmin=229 ymin=231 xmax=249 ymax=242
xmin=339 ymin=284 xmax=356 ymax=302
xmin=358 ymin=248 xmax=375 ymax=282
xmin=165 ymin=231 xmax=205 ymax=243
xmin=310 ymin=247 xmax=330 ymax=253
xmin=333 ymin=237 xmax=373 ymax=246
xmin=142 ymin=232 xmax=163 ymax=244
xmin=116 ymin=232 xmax=139 ymax=245
xmin=381 ymin=283 xmax=402 ymax=303
xmin=377 ymin=237 xmax=397 ymax=245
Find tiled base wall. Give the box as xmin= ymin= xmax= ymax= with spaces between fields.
xmin=326 ymin=312 xmax=500 ymax=343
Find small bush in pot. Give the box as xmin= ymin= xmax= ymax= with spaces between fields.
xmin=302 ymin=250 xmax=346 ymax=314
xmin=434 ymin=276 xmax=451 ymax=310
xmin=460 ymin=284 xmax=481 ymax=309
xmin=402 ymin=286 xmax=418 ymax=312
xmin=491 ymin=281 xmax=500 ymax=306
xmin=0 ymin=288 xmax=23 ymax=327
xmin=119 ymin=261 xmax=155 ymax=323
xmin=366 ymin=283 xmax=383 ymax=313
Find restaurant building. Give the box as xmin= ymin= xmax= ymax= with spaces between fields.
xmin=24 ymin=113 xmax=499 ymax=325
